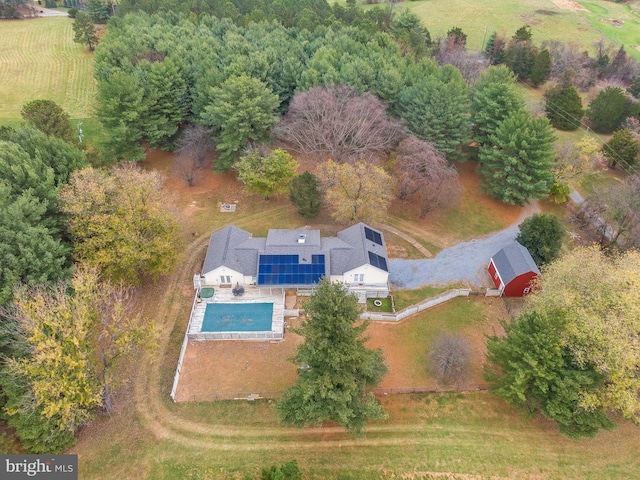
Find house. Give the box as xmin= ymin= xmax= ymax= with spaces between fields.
xmin=487 ymin=242 xmax=540 ymax=297
xmin=198 ymin=223 xmax=389 ymax=300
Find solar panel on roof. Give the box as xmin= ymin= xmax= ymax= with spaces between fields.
xmin=368 ymin=251 xmax=388 ymax=272
xmin=257 ymin=254 xmax=325 ymax=285
xmin=364 ymin=226 xmax=383 ymax=246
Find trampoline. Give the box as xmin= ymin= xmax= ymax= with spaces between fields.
xmin=201 ymin=303 xmax=274 ymax=332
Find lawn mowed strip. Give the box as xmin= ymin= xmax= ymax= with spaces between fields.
xmin=0 ymin=17 xmax=96 ymax=121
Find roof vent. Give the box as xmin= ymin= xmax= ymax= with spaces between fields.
xmin=297 ymin=234 xmax=306 ymax=244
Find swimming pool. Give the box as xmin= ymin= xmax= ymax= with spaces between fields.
xmin=201 ymin=303 xmax=274 ymax=332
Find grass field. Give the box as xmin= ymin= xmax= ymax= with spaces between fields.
xmin=401 ymin=0 xmax=640 ymax=60
xmin=0 ymin=17 xmax=96 ymax=121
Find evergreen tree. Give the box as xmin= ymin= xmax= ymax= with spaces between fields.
xmin=72 ymin=11 xmax=99 ymax=51
xmin=544 ymin=85 xmax=585 ymax=131
xmin=485 ymin=310 xmax=614 ymax=439
xmin=398 ymin=65 xmax=469 ymax=157
xmin=484 ymin=31 xmax=506 ymax=65
xmin=603 ymin=129 xmax=639 ymax=168
xmin=277 ymin=278 xmax=388 ymax=433
xmin=201 ymin=75 xmax=279 ymax=172
xmin=586 ymin=86 xmax=638 ymax=134
xmin=516 ymin=213 xmax=565 ymax=266
xmin=470 ymin=65 xmax=525 ymax=145
xmin=290 ymin=171 xmax=322 ymax=218
xmin=504 ymin=26 xmax=536 ymax=80
xmin=628 ymin=76 xmax=640 ymax=99
xmin=530 ymin=49 xmax=551 ymax=87
xmin=478 ymin=109 xmax=556 ymax=205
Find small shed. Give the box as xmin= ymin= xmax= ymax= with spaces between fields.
xmin=488 ymin=242 xmax=540 ymax=297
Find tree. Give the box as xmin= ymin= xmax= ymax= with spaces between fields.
xmin=544 ymin=85 xmax=584 ymax=131
xmin=175 ymin=124 xmax=214 ymax=170
xmin=485 ymin=310 xmax=614 ymax=438
xmin=398 ymin=65 xmax=469 ymax=157
xmin=394 ymin=136 xmax=460 ymax=218
xmin=470 ymin=65 xmax=525 ymax=145
xmin=603 ymin=128 xmax=639 ymax=168
xmin=628 ymin=76 xmax=640 ymax=99
xmin=201 ymin=75 xmax=280 ymax=172
xmin=586 ymin=86 xmax=638 ymax=134
xmin=530 ymin=49 xmax=551 ymax=87
xmin=484 ymin=31 xmax=506 ymax=65
xmin=20 ymin=99 xmax=77 ymax=144
xmin=586 ymin=174 xmax=640 ymax=247
xmin=0 ymin=268 xmax=152 ymax=452
xmin=235 ymin=147 xmax=298 ymax=199
xmin=0 ymin=188 xmax=69 ymax=305
xmin=515 ymin=213 xmax=565 ymax=266
xmin=58 ymin=165 xmax=180 ymax=285
xmin=390 ymin=9 xmax=431 ymax=57
xmin=279 ymin=84 xmax=404 ymax=164
xmin=428 ymin=332 xmax=470 ymax=386
xmin=86 ymin=0 xmax=112 ymax=23
xmin=276 ymin=278 xmax=388 ymax=433
xmin=319 ymin=159 xmax=394 ymax=224
xmin=290 ymin=171 xmax=322 ymax=219
xmin=261 ymin=460 xmax=303 ymax=480
xmin=478 ymin=109 xmax=556 ymax=205
xmin=526 ymin=246 xmax=640 ymax=424
xmin=504 ymin=26 xmax=537 ymax=80
xmin=72 ymin=11 xmax=99 ymax=51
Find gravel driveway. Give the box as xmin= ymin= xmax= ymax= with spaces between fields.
xmin=389 ymin=203 xmax=538 ymax=289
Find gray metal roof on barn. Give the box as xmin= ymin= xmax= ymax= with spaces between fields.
xmin=491 ymin=242 xmax=540 ymax=285
xmin=201 ymin=223 xmax=388 ymax=278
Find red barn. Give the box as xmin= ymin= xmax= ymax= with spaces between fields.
xmin=488 ymin=242 xmax=540 ymax=297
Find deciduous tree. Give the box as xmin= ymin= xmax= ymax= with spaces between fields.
xmin=277 ymin=278 xmax=388 ymax=433
xmin=235 ymin=147 xmax=298 ymax=199
xmin=603 ymin=128 xmax=639 ymax=168
xmin=515 ymin=213 xmax=565 ymax=266
xmin=58 ymin=165 xmax=180 ymax=285
xmin=478 ymin=109 xmax=556 ymax=205
xmin=279 ymin=84 xmax=404 ymax=164
xmin=429 ymin=332 xmax=470 ymax=386
xmin=394 ymin=136 xmax=460 ymax=217
xmin=319 ymin=159 xmax=394 ymax=224
xmin=485 ymin=310 xmax=614 ymax=438
xmin=526 ymin=246 xmax=640 ymax=423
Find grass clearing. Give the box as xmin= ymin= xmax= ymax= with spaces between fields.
xmin=0 ymin=17 xmax=96 ymax=122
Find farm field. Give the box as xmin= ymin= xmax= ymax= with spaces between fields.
xmin=402 ymin=0 xmax=640 ymax=60
xmin=0 ymin=16 xmax=96 ymax=121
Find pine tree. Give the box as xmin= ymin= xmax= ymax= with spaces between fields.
xmin=530 ymin=49 xmax=551 ymax=87
xmin=277 ymin=278 xmax=388 ymax=433
xmin=290 ymin=172 xmax=322 ymax=218
xmin=544 ymin=85 xmax=584 ymax=131
xmin=603 ymin=129 xmax=639 ymax=168
xmin=586 ymin=86 xmax=638 ymax=134
xmin=478 ymin=109 xmax=556 ymax=205
xmin=470 ymin=66 xmax=525 ymax=145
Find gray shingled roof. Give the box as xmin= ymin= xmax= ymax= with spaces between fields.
xmin=201 ymin=223 xmax=389 ymax=278
xmin=491 ymin=242 xmax=540 ymax=285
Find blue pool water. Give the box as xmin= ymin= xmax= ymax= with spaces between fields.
xmin=201 ymin=303 xmax=274 ymax=332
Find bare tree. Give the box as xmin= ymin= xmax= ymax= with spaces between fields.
xmin=428 ymin=332 xmax=471 ymax=386
xmin=542 ymin=40 xmax=595 ymax=91
xmin=278 ymin=84 xmax=405 ymax=164
xmin=586 ymin=174 xmax=640 ymax=248
xmin=394 ymin=136 xmax=461 ymax=217
xmin=176 ymin=124 xmax=214 ymax=169
xmin=171 ymin=152 xmax=201 ymax=187
xmin=434 ymin=36 xmax=489 ymax=86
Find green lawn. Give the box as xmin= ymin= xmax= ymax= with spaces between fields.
xmin=0 ymin=17 xmax=96 ymax=122
xmin=401 ymin=0 xmax=640 ymax=60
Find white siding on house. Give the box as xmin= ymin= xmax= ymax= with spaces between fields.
xmin=343 ymin=265 xmax=388 ymax=286
xmin=201 ymin=266 xmax=244 ymax=286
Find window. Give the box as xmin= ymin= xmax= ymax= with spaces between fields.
xmin=494 ymin=272 xmax=499 ymax=280
xmin=523 ymin=287 xmax=530 ymax=294
xmin=220 ymin=275 xmax=231 ymax=284
xmin=354 ymin=274 xmax=364 ymax=283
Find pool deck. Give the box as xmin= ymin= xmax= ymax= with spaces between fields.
xmin=187 ymin=287 xmax=285 ymax=341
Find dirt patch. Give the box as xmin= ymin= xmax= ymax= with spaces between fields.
xmin=601 ymin=18 xmax=624 ymax=27
xmin=549 ymin=0 xmax=588 ymax=12
xmin=536 ymin=9 xmax=560 ymax=16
